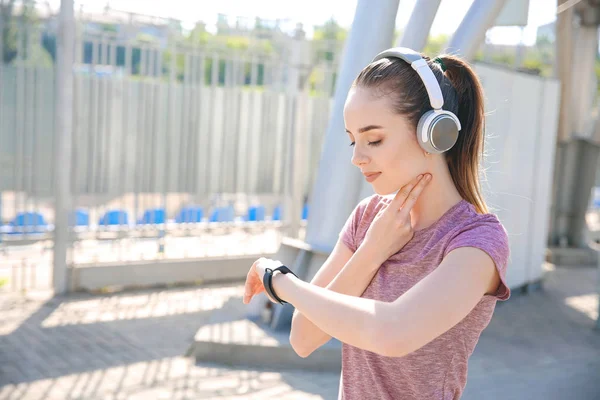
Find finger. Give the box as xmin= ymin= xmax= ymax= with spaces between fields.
xmin=377 ymin=202 xmax=389 ymax=214
xmin=244 ymin=280 xmax=266 ymax=304
xmin=374 ymin=202 xmax=389 ymax=220
xmin=399 ymin=173 xmax=431 ymax=215
xmin=243 ymin=276 xmax=253 ymax=304
xmin=243 ymin=285 xmax=257 ymax=304
xmin=392 ymin=174 xmax=425 ymax=209
xmin=244 ymin=278 xmax=261 ymax=303
xmin=243 ymin=260 xmax=260 ymax=304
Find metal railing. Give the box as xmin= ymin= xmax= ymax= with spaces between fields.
xmin=0 ymin=5 xmax=340 ymax=291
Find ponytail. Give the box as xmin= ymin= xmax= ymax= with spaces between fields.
xmin=436 ymin=55 xmax=488 ymax=214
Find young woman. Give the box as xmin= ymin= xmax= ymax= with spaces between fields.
xmin=243 ymin=47 xmax=510 ymax=400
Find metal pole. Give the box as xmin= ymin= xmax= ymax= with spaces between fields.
xmin=304 ymin=0 xmax=400 ymax=253
xmin=396 ymin=0 xmax=442 ymax=51
xmin=53 ymin=0 xmax=75 ymax=294
xmin=446 ymin=0 xmax=507 ymax=61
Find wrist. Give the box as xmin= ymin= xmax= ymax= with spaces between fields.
xmin=355 ymin=245 xmax=385 ymax=272
xmin=271 ymin=271 xmax=298 ymax=304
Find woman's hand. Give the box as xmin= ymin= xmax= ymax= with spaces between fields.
xmin=360 ymin=173 xmax=432 ymax=264
xmin=243 ymin=257 xmax=283 ymax=304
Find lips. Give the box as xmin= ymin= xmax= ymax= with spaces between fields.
xmin=363 ymin=172 xmax=381 ymax=183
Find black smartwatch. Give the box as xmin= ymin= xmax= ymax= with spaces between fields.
xmin=262 ymin=265 xmax=298 ymax=304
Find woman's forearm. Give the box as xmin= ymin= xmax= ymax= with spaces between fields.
xmin=326 ymin=248 xmax=381 ymax=295
xmin=276 ymin=271 xmax=388 ymax=354
xmin=289 ymin=248 xmax=382 ymax=356
xmin=290 ymin=311 xmax=331 ymax=357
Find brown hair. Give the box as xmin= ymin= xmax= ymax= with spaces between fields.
xmin=353 ymin=53 xmax=488 ymax=214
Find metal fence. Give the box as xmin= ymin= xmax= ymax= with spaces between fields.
xmin=0 ymin=6 xmax=341 ymax=291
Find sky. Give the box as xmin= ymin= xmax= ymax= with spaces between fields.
xmin=48 ymin=0 xmax=558 ymax=46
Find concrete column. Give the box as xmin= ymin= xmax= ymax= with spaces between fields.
xmin=554 ymin=0 xmax=575 ymax=142
xmin=396 ymin=0 xmax=442 ymax=50
xmin=446 ymin=0 xmax=507 ymax=61
xmin=549 ymin=13 xmax=600 ymax=249
xmin=283 ymin=32 xmax=310 ymax=238
xmin=304 ymin=0 xmax=400 ymax=252
xmin=53 ymin=0 xmax=75 ymax=294
xmin=570 ymin=26 xmax=598 ymax=140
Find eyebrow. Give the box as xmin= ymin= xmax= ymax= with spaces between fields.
xmin=345 ymin=125 xmax=384 ymax=135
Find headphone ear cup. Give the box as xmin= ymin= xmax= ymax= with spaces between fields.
xmin=416 ymin=111 xmax=438 ymax=154
xmin=416 ymin=111 xmax=460 ymax=155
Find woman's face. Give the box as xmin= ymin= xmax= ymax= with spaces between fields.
xmin=344 ymin=86 xmax=428 ymax=195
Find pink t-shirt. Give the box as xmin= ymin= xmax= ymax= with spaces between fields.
xmin=338 ymin=194 xmax=510 ymax=400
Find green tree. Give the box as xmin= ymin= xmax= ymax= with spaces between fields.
xmin=0 ymin=0 xmax=39 ymax=63
xmin=1 ymin=0 xmax=51 ymax=66
xmin=313 ymin=18 xmax=347 ymax=62
xmin=0 ymin=0 xmax=17 ymax=63
xmin=313 ymin=18 xmax=347 ymax=42
xmin=423 ymin=34 xmax=450 ymax=57
xmin=187 ymin=21 xmax=211 ymax=46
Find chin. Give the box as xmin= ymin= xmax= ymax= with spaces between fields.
xmin=372 ymin=185 xmax=395 ymax=197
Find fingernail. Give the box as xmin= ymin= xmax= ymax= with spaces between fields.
xmin=426 ymin=174 xmax=432 ymax=180
xmin=418 ymin=174 xmax=423 ymax=179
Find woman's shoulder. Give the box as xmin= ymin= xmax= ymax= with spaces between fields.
xmin=452 ymin=202 xmax=508 ymax=237
xmin=445 ymin=202 xmax=510 ymax=258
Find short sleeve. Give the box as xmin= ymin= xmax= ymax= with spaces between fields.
xmin=444 ymin=217 xmax=511 ymax=301
xmin=339 ymin=196 xmax=373 ymax=253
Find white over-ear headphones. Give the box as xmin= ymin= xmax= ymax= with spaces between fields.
xmin=371 ymin=47 xmax=461 ymax=155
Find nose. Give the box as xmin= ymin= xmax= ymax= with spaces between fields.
xmin=351 ymin=145 xmax=369 ymax=167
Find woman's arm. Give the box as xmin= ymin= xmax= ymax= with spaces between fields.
xmin=289 ymin=174 xmax=432 ymax=356
xmin=290 ymin=241 xmax=381 ymax=357
xmin=274 ymin=246 xmax=500 ymax=357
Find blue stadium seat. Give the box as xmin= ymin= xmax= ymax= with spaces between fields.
xmin=9 ymin=211 xmax=48 ymax=233
xmin=272 ymin=205 xmax=282 ymax=221
xmin=138 ymin=208 xmax=166 ymax=224
xmin=175 ymin=206 xmax=203 ymax=223
xmin=210 ymin=206 xmax=235 ymax=222
xmin=271 ymin=205 xmax=309 ymax=221
xmin=302 ymin=204 xmax=309 ymax=220
xmin=73 ymin=209 xmax=89 ymax=226
xmin=247 ymin=205 xmax=266 ymax=221
xmin=99 ymin=210 xmax=129 ymax=226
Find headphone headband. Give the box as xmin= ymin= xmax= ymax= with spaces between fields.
xmin=372 ymin=47 xmax=444 ymax=110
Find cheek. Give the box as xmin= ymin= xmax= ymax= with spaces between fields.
xmin=388 ymin=140 xmax=423 ymax=168
xmin=381 ymin=141 xmax=426 ymax=181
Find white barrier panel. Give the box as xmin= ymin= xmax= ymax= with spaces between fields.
xmin=475 ymin=64 xmax=560 ymax=288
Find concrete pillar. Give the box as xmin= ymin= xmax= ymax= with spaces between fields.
xmin=396 ymin=0 xmax=442 ymax=50
xmin=554 ymin=0 xmax=575 ymax=142
xmin=570 ymin=26 xmax=598 ymax=140
xmin=283 ymin=30 xmax=311 ymax=239
xmin=446 ymin=0 xmax=507 ymax=60
xmin=53 ymin=0 xmax=75 ymax=294
xmin=304 ymin=0 xmax=400 ymax=253
xmin=549 ymin=6 xmax=600 ymax=249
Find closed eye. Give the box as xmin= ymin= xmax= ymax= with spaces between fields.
xmin=350 ymin=140 xmax=382 ymax=147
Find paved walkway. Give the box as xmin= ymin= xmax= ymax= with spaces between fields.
xmin=1 ymin=262 xmax=599 ymax=399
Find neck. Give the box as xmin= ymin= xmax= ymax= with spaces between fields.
xmin=410 ymin=167 xmax=463 ymax=232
